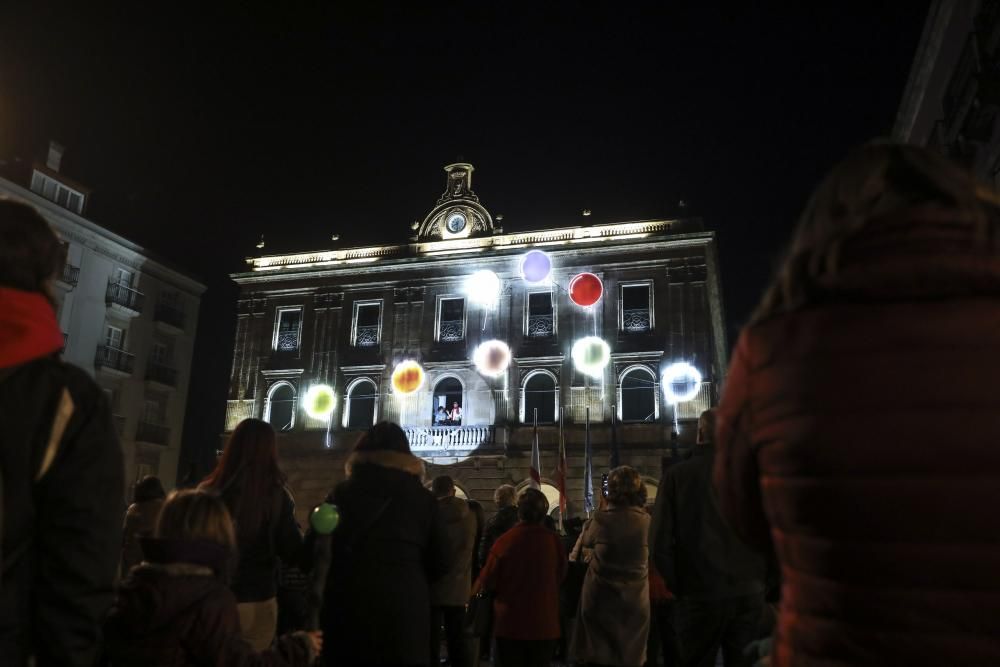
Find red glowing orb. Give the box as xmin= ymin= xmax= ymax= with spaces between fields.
xmin=569 ymin=272 xmax=603 ymax=307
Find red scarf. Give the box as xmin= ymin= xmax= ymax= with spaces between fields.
xmin=0 ymin=287 xmax=64 ymax=368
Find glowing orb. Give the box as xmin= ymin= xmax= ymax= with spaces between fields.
xmin=569 ymin=272 xmax=603 ymax=307
xmin=303 ymin=384 xmax=336 ymax=420
xmin=520 ymin=250 xmax=552 ymax=284
xmin=473 ymin=339 xmax=512 ymax=377
xmin=572 ymin=336 xmax=611 ymax=378
xmin=391 ymin=360 xmax=425 ymax=395
xmin=466 ymin=270 xmax=501 ymax=307
xmin=662 ymin=362 xmax=703 ymax=403
xmin=309 ymin=502 xmax=340 ymax=535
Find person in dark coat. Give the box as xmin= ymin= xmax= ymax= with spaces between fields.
xmin=314 ymin=422 xmax=450 ymax=666
xmin=0 ymin=199 xmax=124 ymax=667
xmin=103 ymin=489 xmax=320 ymax=666
xmin=714 ymin=143 xmax=1000 ymax=666
xmin=200 ymin=418 xmax=303 ymax=650
xmin=121 ymin=475 xmax=166 ymax=574
xmin=474 ymin=487 xmax=567 ymax=667
xmin=467 ymin=498 xmax=485 ymax=584
xmin=651 ymin=409 xmax=766 ymax=667
xmin=478 ymin=483 xmax=518 ymax=567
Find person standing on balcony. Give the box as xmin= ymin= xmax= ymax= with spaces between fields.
xmin=0 ymin=199 xmax=124 ymax=667
xmin=200 ymin=418 xmax=303 ymax=651
xmin=449 ymin=401 xmax=462 ymax=425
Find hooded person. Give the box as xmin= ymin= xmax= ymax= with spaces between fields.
xmin=308 ymin=422 xmax=451 ymax=666
xmin=0 ymin=199 xmax=124 ymax=667
xmin=121 ymin=475 xmax=167 ymax=575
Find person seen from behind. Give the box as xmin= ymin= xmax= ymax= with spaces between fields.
xmin=570 ymin=465 xmax=651 ymax=667
xmin=475 ymin=487 xmax=567 ymax=667
xmin=121 ymin=475 xmax=166 ymax=575
xmin=0 ymin=199 xmax=124 ymax=667
xmin=200 ymin=418 xmax=303 ymax=650
xmin=714 ymin=143 xmax=1000 ymax=665
xmin=428 ymin=475 xmax=477 ymax=667
xmin=651 ymin=409 xmax=766 ymax=667
xmin=309 ymin=422 xmax=450 ymax=666
xmin=103 ymin=489 xmax=321 ymax=665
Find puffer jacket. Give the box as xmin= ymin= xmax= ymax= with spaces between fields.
xmin=430 ymin=495 xmax=477 ymax=607
xmin=103 ymin=538 xmax=314 ymax=667
xmin=715 ymin=208 xmax=1000 ymax=665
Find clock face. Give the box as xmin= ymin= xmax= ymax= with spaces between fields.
xmin=446 ymin=212 xmax=467 ymax=234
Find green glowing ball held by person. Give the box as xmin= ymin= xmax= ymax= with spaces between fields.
xmin=310 ymin=502 xmax=340 ymax=535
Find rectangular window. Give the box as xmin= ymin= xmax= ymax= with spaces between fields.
xmin=151 ymin=342 xmax=169 ymax=365
xmin=105 ymin=325 xmax=125 ymax=350
xmin=352 ymin=301 xmax=382 ymax=347
xmin=143 ymin=399 xmax=162 ymax=424
xmin=437 ymin=297 xmax=466 ymax=342
xmin=274 ymin=307 xmax=303 ymax=352
xmin=526 ymin=291 xmax=555 ymax=338
xmin=67 ymin=192 xmax=83 ymax=213
xmin=114 ymin=268 xmax=133 ymax=287
xmin=621 ymin=284 xmax=652 ymax=333
xmin=56 ymin=186 xmax=70 ymax=208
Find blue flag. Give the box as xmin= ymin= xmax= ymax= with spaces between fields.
xmin=584 ymin=407 xmax=594 ymax=514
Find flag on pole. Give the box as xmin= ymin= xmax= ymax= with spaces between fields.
xmin=556 ymin=407 xmax=568 ymax=531
xmin=609 ymin=404 xmax=621 ymax=469
xmin=584 ymin=406 xmax=595 ymax=514
xmin=529 ymin=408 xmax=541 ymax=489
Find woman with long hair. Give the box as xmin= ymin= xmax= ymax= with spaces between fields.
xmin=714 ymin=143 xmax=1000 ymax=665
xmin=200 ymin=418 xmax=303 ymax=650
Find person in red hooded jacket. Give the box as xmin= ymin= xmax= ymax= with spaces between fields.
xmin=0 ymin=199 xmax=125 ymax=667
xmin=714 ymin=143 xmax=1000 ymax=665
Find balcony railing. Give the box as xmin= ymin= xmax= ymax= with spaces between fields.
xmin=439 ymin=320 xmax=464 ymax=342
xmin=622 ymin=308 xmax=651 ymax=332
xmin=404 ymin=425 xmax=495 ymax=453
xmin=275 ymin=330 xmax=300 ymax=352
xmin=95 ymin=345 xmax=135 ymax=374
xmin=146 ymin=363 xmax=178 ymax=387
xmin=61 ymin=264 xmax=80 ymax=286
xmin=136 ymin=421 xmax=170 ymax=446
xmin=154 ymin=303 xmax=185 ymax=330
xmin=527 ymin=314 xmax=554 ymax=338
xmin=354 ymin=324 xmax=379 ymax=347
xmin=106 ymin=282 xmax=145 ymax=313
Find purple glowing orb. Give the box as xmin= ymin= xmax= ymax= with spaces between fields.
xmin=520 ymin=250 xmax=553 ymax=284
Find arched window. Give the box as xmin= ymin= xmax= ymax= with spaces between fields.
xmin=432 ymin=377 xmax=464 ymax=425
xmin=621 ymin=367 xmax=657 ymax=423
xmin=265 ymin=382 xmax=296 ymax=431
xmin=344 ymin=378 xmax=377 ymax=430
xmin=522 ymin=371 xmax=557 ymax=424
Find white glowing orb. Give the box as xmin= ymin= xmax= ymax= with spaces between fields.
xmin=662 ymin=362 xmax=703 ymax=403
xmin=473 ymin=339 xmax=512 ymax=377
xmin=571 ymin=336 xmax=611 ymax=379
xmin=465 ymin=270 xmax=501 ymax=307
xmin=303 ymin=384 xmax=336 ymax=420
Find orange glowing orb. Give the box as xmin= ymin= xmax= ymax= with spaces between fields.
xmin=391 ymin=360 xmax=425 ymax=395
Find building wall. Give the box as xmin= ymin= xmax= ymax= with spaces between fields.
xmin=0 ymin=177 xmax=205 ymax=495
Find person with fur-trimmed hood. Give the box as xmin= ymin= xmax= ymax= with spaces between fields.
xmin=311 ymin=422 xmax=451 ymax=666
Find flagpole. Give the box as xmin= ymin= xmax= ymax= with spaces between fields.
xmin=584 ymin=406 xmax=594 ymax=518
xmin=557 ymin=406 xmax=566 ymax=533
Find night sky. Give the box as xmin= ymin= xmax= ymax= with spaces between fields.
xmin=2 ymin=3 xmax=929 ymax=476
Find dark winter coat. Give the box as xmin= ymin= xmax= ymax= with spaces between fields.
xmin=315 ymin=449 xmax=450 ymax=666
xmin=103 ymin=538 xmax=314 ymax=666
xmin=430 ymin=495 xmax=477 ymax=608
xmin=714 ymin=210 xmax=1000 ymax=665
xmin=651 ymin=446 xmax=766 ymax=600
xmin=478 ymin=504 xmax=518 ymax=567
xmin=225 ymin=485 xmax=302 ymax=603
xmin=121 ymin=498 xmax=164 ymax=574
xmin=0 ymin=357 xmax=124 ymax=667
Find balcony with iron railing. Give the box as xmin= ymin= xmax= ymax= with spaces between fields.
xmin=95 ymin=345 xmax=135 ymax=375
xmin=146 ymin=362 xmax=178 ymax=388
xmin=354 ymin=325 xmax=379 ymax=347
xmin=60 ymin=264 xmax=80 ymax=287
xmin=439 ymin=320 xmax=464 ymax=342
xmin=135 ymin=421 xmax=170 ymax=446
xmin=154 ymin=302 xmax=185 ymax=331
xmin=622 ymin=308 xmax=652 ymax=333
xmin=527 ymin=314 xmax=554 ymax=338
xmin=106 ymin=281 xmax=145 ymax=314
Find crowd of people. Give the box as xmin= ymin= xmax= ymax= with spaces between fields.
xmin=3 ymin=141 xmax=1000 ymax=667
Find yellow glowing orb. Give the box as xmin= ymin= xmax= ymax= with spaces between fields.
xmin=303 ymin=384 xmax=336 ymax=420
xmin=391 ymin=360 xmax=425 ymax=395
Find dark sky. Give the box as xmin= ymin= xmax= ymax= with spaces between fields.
xmin=2 ymin=2 xmax=929 ymax=476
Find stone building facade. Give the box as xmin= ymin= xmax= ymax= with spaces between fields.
xmin=226 ymin=163 xmax=727 ymax=521
xmin=0 ymin=144 xmax=205 ymax=493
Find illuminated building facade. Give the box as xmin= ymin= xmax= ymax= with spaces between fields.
xmin=226 ymin=163 xmax=727 ymax=519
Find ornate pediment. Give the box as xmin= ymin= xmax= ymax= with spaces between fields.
xmin=415 ymin=163 xmax=494 ymax=242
